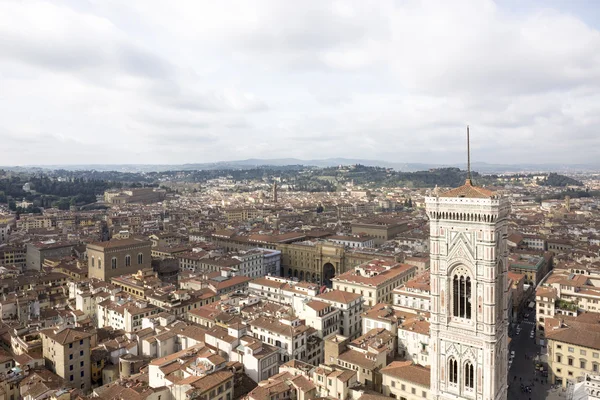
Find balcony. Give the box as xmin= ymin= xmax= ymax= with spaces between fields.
xmin=555 ymin=300 xmax=577 ymax=312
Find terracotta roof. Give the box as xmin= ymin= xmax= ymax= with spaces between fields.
xmin=380 ymin=360 xmax=431 ymax=387
xmin=305 ymin=300 xmax=330 ymax=312
xmin=40 ymin=327 xmax=92 ymax=345
xmin=88 ymin=237 xmax=151 ymax=249
xmin=337 ymin=349 xmax=378 ymax=369
xmin=333 ymin=262 xmax=415 ymax=287
xmin=316 ymin=289 xmax=362 ymax=304
xmin=546 ymin=314 xmax=600 ymax=350
xmin=191 ymin=370 xmax=233 ymax=392
xmin=439 ymin=180 xmax=494 ymax=199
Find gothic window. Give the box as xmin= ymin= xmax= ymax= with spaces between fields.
xmin=125 ymin=255 xmax=131 ymax=267
xmin=448 ymin=358 xmax=458 ymax=384
xmin=452 ymin=266 xmax=472 ymax=319
xmin=465 ymin=361 xmax=474 ymax=388
xmin=137 ymin=253 xmax=143 ymax=265
xmin=111 ymin=257 xmax=117 ymax=269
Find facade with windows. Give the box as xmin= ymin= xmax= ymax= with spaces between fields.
xmin=40 ymin=327 xmax=92 ymax=392
xmin=87 ymin=237 xmax=152 ymax=281
xmin=393 ymin=270 xmax=431 ymax=313
xmin=425 ymin=179 xmax=510 ymax=399
xmin=332 ymin=260 xmax=417 ymax=308
xmin=546 ymin=314 xmax=600 ymax=387
xmin=382 ymin=360 xmax=431 ymax=399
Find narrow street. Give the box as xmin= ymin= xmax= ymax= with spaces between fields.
xmin=507 ymin=311 xmax=565 ymax=399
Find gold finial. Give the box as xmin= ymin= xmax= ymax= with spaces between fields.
xmin=466 ymin=125 xmax=472 ymax=185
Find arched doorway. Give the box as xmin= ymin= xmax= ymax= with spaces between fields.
xmin=312 ymin=273 xmax=316 ymax=283
xmin=299 ymin=271 xmax=304 ymax=281
xmin=294 ymin=269 xmax=298 ymax=279
xmin=323 ymin=263 xmax=335 ymax=287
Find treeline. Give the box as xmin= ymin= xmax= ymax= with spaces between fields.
xmin=317 ymin=165 xmax=487 ymax=188
xmin=544 ymin=188 xmax=599 ymax=200
xmin=537 ymin=173 xmax=583 ymax=187
xmin=0 ymin=174 xmax=131 ymax=212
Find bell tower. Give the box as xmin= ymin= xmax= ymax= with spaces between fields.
xmin=426 ymin=127 xmax=510 ymax=400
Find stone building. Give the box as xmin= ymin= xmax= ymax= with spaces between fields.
xmin=87 ymin=237 xmax=152 ymax=281
xmin=40 ymin=327 xmax=93 ymax=392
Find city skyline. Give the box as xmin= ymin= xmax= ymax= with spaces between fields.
xmin=1 ymin=1 xmax=600 ymax=166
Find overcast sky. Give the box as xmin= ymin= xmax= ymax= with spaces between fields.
xmin=1 ymin=0 xmax=600 ymax=166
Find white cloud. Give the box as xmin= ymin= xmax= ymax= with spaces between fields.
xmin=0 ymin=0 xmax=599 ymax=166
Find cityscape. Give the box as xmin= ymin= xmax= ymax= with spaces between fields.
xmin=1 ymin=2 xmax=600 ymax=400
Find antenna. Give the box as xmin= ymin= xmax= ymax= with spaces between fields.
xmin=466 ymin=125 xmax=472 ymax=185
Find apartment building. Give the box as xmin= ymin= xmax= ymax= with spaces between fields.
xmin=249 ymin=316 xmax=322 ymax=365
xmin=327 ymin=235 xmax=375 ymax=249
xmin=26 ymin=241 xmax=76 ymax=271
xmin=40 ymin=327 xmax=93 ymax=392
xmin=232 ymin=249 xmax=265 ymax=278
xmin=232 ymin=336 xmax=279 ymax=383
xmin=148 ymin=344 xmax=234 ymax=400
xmin=397 ymin=315 xmax=431 ymax=366
xmin=332 ymin=260 xmax=417 ymax=308
xmin=299 ymin=300 xmax=341 ymax=339
xmin=546 ymin=313 xmax=600 ymax=387
xmin=351 ymin=218 xmax=410 ymax=246
xmin=96 ymin=296 xmax=159 ymax=333
xmin=0 ymin=246 xmax=26 ymax=269
xmin=316 ymin=290 xmax=363 ymax=339
xmin=403 ymin=256 xmax=430 ymax=273
xmin=324 ymin=330 xmax=392 ymax=390
xmin=248 ymin=276 xmax=363 ymax=339
xmin=246 ymin=370 xmax=316 ymax=400
xmin=393 ymin=270 xmax=431 ymax=313
xmin=312 ymin=364 xmax=357 ymax=399
xmin=508 ymin=251 xmax=552 ymax=286
xmin=17 ymin=215 xmax=52 ymax=231
xmin=381 ymin=361 xmax=431 ymax=400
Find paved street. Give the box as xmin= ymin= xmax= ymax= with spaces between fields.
xmin=507 ymin=311 xmax=565 ymax=400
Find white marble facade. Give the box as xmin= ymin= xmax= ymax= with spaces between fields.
xmin=426 ymin=187 xmax=510 ymax=400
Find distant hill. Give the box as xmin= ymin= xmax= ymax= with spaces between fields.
xmin=2 ymin=159 xmax=599 ymax=174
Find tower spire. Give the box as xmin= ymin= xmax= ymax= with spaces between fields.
xmin=466 ymin=125 xmax=472 ymax=185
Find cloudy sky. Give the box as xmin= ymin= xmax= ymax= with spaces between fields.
xmin=1 ymin=0 xmax=600 ymax=166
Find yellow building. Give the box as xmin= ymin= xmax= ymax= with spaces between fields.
xmin=546 ymin=313 xmax=600 ymax=387
xmin=381 ymin=360 xmax=431 ymax=400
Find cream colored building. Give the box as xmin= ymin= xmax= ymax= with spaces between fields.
xmin=40 ymin=327 xmax=93 ymax=392
xmin=87 ymin=237 xmax=152 ymax=281
xmin=381 ymin=360 xmax=431 ymax=400
xmin=393 ymin=270 xmax=431 ymax=313
xmin=16 ymin=215 xmax=52 ymax=231
xmin=332 ymin=260 xmax=416 ymax=308
xmin=546 ymin=313 xmax=600 ymax=387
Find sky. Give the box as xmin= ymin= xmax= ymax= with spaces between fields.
xmin=1 ymin=0 xmax=600 ymax=166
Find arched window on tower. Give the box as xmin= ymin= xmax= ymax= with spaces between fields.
xmin=465 ymin=361 xmax=474 ymax=388
xmin=137 ymin=253 xmax=143 ymax=265
xmin=448 ymin=358 xmax=458 ymax=384
xmin=452 ymin=267 xmax=472 ymax=319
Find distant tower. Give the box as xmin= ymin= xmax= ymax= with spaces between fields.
xmin=272 ymin=182 xmax=278 ymax=203
xmin=565 ymin=195 xmax=571 ymax=212
xmin=427 ymin=126 xmax=510 ymax=400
